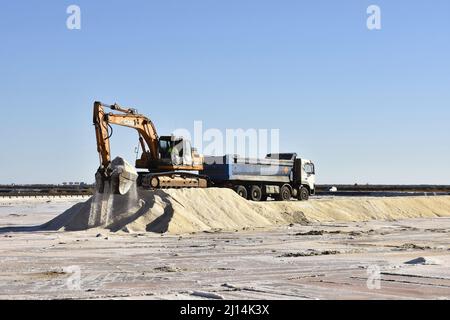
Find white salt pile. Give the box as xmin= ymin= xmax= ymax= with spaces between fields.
xmin=41 ymin=188 xmax=307 ymax=233
xmin=41 ymin=188 xmax=450 ymax=234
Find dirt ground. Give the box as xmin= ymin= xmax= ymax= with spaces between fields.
xmin=0 ymin=196 xmax=449 ymax=300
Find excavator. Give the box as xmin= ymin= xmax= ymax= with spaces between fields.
xmin=93 ymin=101 xmax=207 ymax=195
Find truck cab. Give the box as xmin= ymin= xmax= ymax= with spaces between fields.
xmin=266 ymin=153 xmax=315 ymax=200
xmin=298 ymin=158 xmax=316 ymax=197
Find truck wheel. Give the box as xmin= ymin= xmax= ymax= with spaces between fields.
xmin=275 ymin=185 xmax=291 ymax=201
xmin=276 ymin=185 xmax=292 ymax=201
xmin=235 ymin=185 xmax=248 ymax=199
xmin=250 ymin=185 xmax=263 ymax=201
xmin=298 ymin=186 xmax=309 ymax=201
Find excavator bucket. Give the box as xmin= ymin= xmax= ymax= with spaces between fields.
xmin=95 ymin=170 xmax=107 ymax=194
xmin=95 ymin=157 xmax=138 ymax=195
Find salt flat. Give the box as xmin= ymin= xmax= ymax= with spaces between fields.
xmin=0 ymin=196 xmax=449 ymax=300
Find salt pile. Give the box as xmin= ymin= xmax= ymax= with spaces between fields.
xmin=41 ymin=188 xmax=307 ymax=233
xmin=41 ymin=188 xmax=450 ymax=234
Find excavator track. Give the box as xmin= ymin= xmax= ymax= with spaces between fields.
xmin=139 ymin=172 xmax=209 ymax=189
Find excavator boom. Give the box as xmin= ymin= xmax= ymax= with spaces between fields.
xmin=93 ymin=101 xmax=159 ymax=169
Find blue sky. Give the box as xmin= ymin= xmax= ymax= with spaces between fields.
xmin=0 ymin=0 xmax=449 ymax=184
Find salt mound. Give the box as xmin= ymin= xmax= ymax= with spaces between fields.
xmin=41 ymin=188 xmax=450 ymax=234
xmin=41 ymin=188 xmax=307 ymax=233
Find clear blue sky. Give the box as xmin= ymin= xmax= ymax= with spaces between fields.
xmin=1 ymin=0 xmax=449 ymax=184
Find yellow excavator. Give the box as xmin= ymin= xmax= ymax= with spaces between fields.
xmin=93 ymin=101 xmax=207 ymax=195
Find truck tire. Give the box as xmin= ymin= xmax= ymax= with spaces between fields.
xmin=276 ymin=185 xmax=292 ymax=201
xmin=235 ymin=185 xmax=248 ymax=199
xmin=250 ymin=185 xmax=263 ymax=201
xmin=298 ymin=186 xmax=309 ymax=201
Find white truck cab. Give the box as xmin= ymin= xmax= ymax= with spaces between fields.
xmin=300 ymin=159 xmax=316 ymax=198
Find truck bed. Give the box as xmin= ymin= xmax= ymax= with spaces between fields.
xmin=201 ymin=155 xmax=293 ymax=184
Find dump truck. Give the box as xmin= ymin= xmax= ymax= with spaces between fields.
xmin=200 ymin=153 xmax=316 ymax=201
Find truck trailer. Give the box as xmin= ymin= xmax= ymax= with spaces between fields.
xmin=200 ymin=153 xmax=315 ymax=201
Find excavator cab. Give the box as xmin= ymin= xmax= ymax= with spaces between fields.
xmin=158 ymin=136 xmax=193 ymax=166
xmin=134 ymin=135 xmax=202 ymax=170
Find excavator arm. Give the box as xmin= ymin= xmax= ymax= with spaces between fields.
xmin=93 ymin=101 xmax=160 ymax=170
xmin=93 ymin=101 xmax=160 ymax=194
xmin=93 ymin=101 xmax=111 ymax=170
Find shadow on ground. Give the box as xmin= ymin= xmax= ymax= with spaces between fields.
xmin=0 ymin=192 xmax=175 ymax=234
